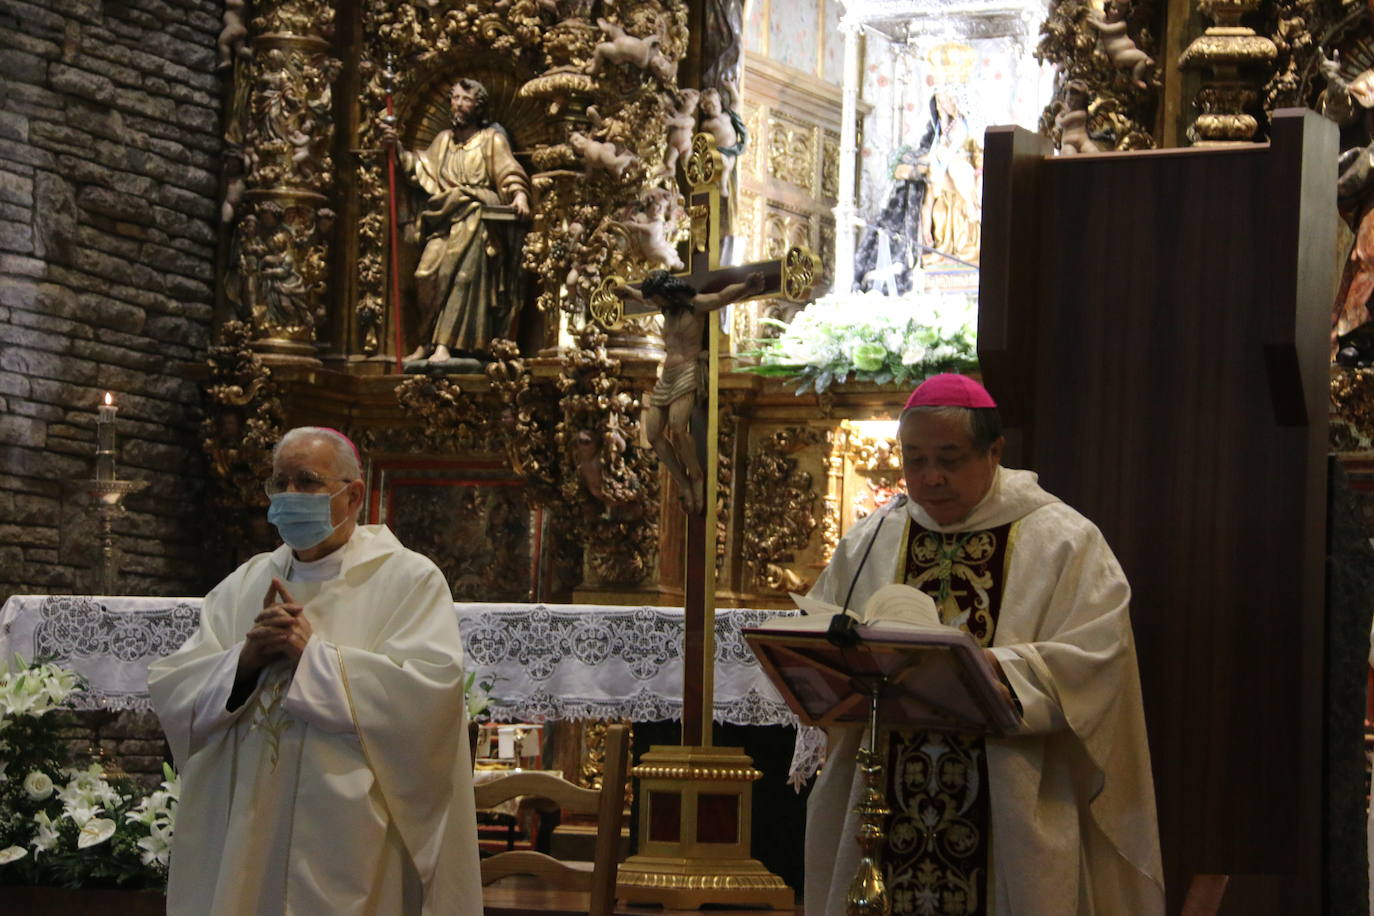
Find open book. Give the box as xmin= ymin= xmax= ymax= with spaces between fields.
xmin=743 ymin=584 xmax=1021 ymax=735
xmin=787 ymin=582 xmax=944 ymax=630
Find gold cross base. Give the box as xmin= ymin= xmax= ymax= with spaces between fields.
xmin=616 ymin=855 xmax=795 ymax=909
xmin=614 ymin=744 xmax=794 ymax=910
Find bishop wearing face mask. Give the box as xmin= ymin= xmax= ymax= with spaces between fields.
xmin=149 ymin=427 xmax=480 ymax=915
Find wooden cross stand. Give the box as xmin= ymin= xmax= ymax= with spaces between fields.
xmin=594 ymin=134 xmax=818 ymax=909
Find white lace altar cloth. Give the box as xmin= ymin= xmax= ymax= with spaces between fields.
xmin=0 ymin=596 xmax=827 ymax=784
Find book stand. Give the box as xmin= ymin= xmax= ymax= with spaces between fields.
xmin=744 ymin=626 xmax=1019 ymax=916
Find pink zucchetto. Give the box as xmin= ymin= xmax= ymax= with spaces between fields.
xmin=903 ymin=374 xmax=997 ymax=410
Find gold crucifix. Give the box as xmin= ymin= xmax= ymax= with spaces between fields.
xmin=593 ymin=132 xmax=818 ymax=748
xmin=595 ymin=133 xmax=818 ymax=910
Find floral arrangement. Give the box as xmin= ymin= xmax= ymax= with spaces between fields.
xmin=464 ymin=670 xmax=498 ymax=721
xmin=0 ymin=658 xmax=177 ymax=890
xmin=741 ymin=289 xmax=979 ymax=394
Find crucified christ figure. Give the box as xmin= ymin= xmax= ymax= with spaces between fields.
xmin=615 ymin=269 xmax=765 ymax=515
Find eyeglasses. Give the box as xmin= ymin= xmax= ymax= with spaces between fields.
xmin=264 ymin=472 xmax=354 ymax=497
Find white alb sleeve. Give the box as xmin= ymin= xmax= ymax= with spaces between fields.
xmin=283 ymin=635 xmax=359 ymax=738
xmin=190 ymin=642 xmax=254 ymax=746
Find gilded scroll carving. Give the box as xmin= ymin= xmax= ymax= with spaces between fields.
xmin=1037 ymin=0 xmax=1161 ymax=150
xmin=394 ymin=374 xmax=495 ymax=451
xmin=821 ymin=426 xmax=844 ymax=566
xmin=486 ymin=339 xmax=585 ymax=595
xmin=842 ymin=421 xmax=905 ymax=522
xmin=484 ymin=330 xmax=660 ymax=588
xmin=742 ymin=427 xmax=821 ymax=593
xmin=200 ymin=322 xmax=286 ymax=553
xmin=767 ymin=116 xmax=817 ymax=192
xmin=556 ymin=327 xmax=660 ymax=586
xmin=487 ymin=339 xmax=563 ymax=504
xmin=1332 ymin=368 xmax=1374 ymax=451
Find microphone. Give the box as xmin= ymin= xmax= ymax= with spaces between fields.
xmin=825 ymin=493 xmax=907 ymax=649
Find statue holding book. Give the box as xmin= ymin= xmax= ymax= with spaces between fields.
xmin=383 ymin=79 xmax=532 ymax=364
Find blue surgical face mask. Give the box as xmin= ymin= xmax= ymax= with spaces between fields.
xmin=267 ymin=487 xmax=345 ymax=551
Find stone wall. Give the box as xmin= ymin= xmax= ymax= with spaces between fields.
xmin=57 ymin=709 xmax=168 ymax=789
xmin=0 ymin=0 xmax=226 ymax=602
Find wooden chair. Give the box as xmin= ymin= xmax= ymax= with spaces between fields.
xmin=475 ymin=724 xmax=630 ymax=916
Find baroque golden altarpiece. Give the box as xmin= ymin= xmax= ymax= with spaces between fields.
xmin=197 ymin=0 xmax=1374 ymax=608
xmin=199 ymin=0 xmax=896 ymax=614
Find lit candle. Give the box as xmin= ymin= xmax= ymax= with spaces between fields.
xmin=96 ymin=392 xmax=117 ymax=481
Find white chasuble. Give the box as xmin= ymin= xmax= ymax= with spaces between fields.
xmin=149 ymin=525 xmax=480 ymax=915
xmin=803 ymin=468 xmax=1164 ymax=916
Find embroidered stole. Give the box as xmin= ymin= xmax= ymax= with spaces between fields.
xmin=883 ymin=519 xmax=1015 ymax=915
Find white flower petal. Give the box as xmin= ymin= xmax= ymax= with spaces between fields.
xmin=77 ymin=817 xmax=116 ymax=848
xmin=0 ymin=845 xmax=26 ymax=864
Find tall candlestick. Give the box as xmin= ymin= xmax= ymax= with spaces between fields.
xmin=96 ymin=391 xmax=117 ymax=481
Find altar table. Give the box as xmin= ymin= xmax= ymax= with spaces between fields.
xmin=0 ymin=595 xmax=824 ymax=780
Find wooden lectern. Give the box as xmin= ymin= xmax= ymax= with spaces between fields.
xmin=745 ymin=621 xmax=1020 ymax=916
xmin=979 ymin=109 xmax=1365 ymax=913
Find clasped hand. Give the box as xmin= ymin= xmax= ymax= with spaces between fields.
xmin=241 ymin=577 xmax=313 ymax=670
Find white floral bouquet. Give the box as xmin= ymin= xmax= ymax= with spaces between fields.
xmin=741 ymin=289 xmax=978 ymax=394
xmin=0 ymin=658 xmax=177 ymax=889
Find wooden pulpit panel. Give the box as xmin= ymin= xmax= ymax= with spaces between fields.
xmin=979 ymin=110 xmax=1337 ymax=914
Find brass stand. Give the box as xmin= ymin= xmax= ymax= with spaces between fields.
xmin=615 ymin=744 xmax=793 ymax=909
xmin=846 ymin=676 xmax=891 ymax=916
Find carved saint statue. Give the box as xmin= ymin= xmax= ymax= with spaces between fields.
xmin=384 ymin=79 xmax=532 ymax=363
xmin=614 ymin=270 xmax=764 ymax=515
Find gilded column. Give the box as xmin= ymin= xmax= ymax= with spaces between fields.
xmin=222 ymin=0 xmax=341 ymax=365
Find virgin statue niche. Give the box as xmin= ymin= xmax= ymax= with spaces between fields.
xmin=853 ymin=91 xmax=983 ymax=292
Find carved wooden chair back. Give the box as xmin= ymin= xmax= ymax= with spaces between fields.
xmin=475 ymin=724 xmax=629 ymax=916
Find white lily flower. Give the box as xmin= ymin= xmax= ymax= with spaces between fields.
xmin=31 ymin=811 xmax=58 ymax=853
xmin=136 ymin=821 xmax=173 ymax=868
xmin=0 ymin=845 xmax=26 ymax=864
xmin=63 ymin=798 xmax=102 ymax=828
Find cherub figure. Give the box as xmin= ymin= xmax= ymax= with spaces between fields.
xmin=589 ymin=18 xmax=676 ymax=85
xmin=662 ymin=89 xmax=700 ymax=179
xmin=614 ymin=270 xmax=766 ymax=514
xmin=569 ymin=131 xmax=636 ymax=180
xmin=610 ymin=188 xmax=683 ymax=270
xmin=570 ymin=427 xmax=632 ymax=515
xmin=1088 ymin=0 xmax=1154 ymax=90
xmin=216 ymin=0 xmax=249 ymax=71
xmin=698 ymin=88 xmax=747 ymax=189
xmin=1054 ymin=80 xmax=1100 ymax=155
xmin=221 ymin=149 xmax=247 ymax=224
